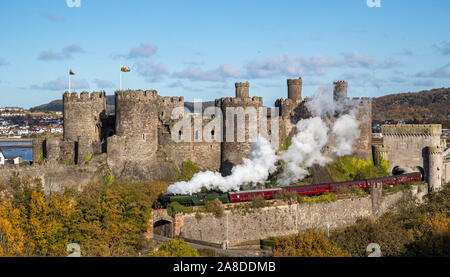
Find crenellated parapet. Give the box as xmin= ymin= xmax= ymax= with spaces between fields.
xmin=333 ymin=80 xmax=348 ymax=101
xmin=235 ymin=82 xmax=250 ymax=98
xmin=217 ymin=96 xmax=263 ymax=107
xmin=115 ymin=89 xmax=158 ymax=102
xmin=382 ymin=124 xmax=442 ymax=137
xmin=428 ymin=146 xmax=444 ymax=155
xmin=63 ymin=91 xmax=106 ymax=103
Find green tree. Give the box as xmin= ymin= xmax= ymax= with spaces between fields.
xmin=271 ymin=229 xmax=350 ymax=257
xmin=148 ymin=238 xmax=199 ymax=257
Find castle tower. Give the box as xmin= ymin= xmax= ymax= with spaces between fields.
xmin=114 ymin=90 xmax=159 ymax=157
xmin=63 ymin=91 xmax=106 ymax=142
xmin=218 ymin=82 xmax=263 ymax=175
xmin=287 ymin=78 xmax=302 ymax=101
xmin=333 ymin=80 xmax=348 ymax=102
xmin=427 ymin=146 xmax=443 ymax=191
xmin=373 ymin=145 xmax=388 ymax=165
xmin=353 ymin=97 xmax=373 ymax=161
xmin=235 ymin=82 xmax=250 ymax=98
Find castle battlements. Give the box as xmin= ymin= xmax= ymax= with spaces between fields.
xmin=218 ymin=96 xmax=263 ymax=106
xmin=373 ymin=144 xmax=389 ymax=152
xmin=382 ymin=124 xmax=442 ymax=136
xmin=235 ymin=82 xmax=250 ymax=88
xmin=63 ymin=91 xmax=106 ymax=102
xmin=428 ymin=146 xmax=444 ymax=154
xmin=115 ymin=90 xmax=159 ymax=102
xmin=333 ymin=80 xmax=348 ymax=101
xmin=351 ymin=97 xmax=372 ymax=105
xmin=35 ymin=78 xmax=375 ymax=181
xmin=159 ymin=96 xmax=184 ymax=104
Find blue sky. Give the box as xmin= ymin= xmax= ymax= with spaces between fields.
xmin=0 ymin=0 xmax=449 ymax=108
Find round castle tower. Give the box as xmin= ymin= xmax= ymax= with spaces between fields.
xmin=217 ymin=82 xmax=263 ymax=175
xmin=63 ymin=91 xmax=106 ymax=142
xmin=427 ymin=146 xmax=443 ymax=191
xmin=333 ymin=80 xmax=348 ymax=102
xmin=287 ymin=78 xmax=302 ymax=101
xmin=114 ymin=90 xmax=159 ymax=156
xmin=373 ymin=145 xmax=388 ymax=165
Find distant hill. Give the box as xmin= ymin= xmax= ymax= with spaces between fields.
xmin=30 ymin=100 xmax=63 ymax=112
xmin=31 ymin=96 xmax=116 ymax=113
xmin=372 ymin=87 xmax=450 ymax=128
xmin=30 ymin=88 xmax=450 ymax=128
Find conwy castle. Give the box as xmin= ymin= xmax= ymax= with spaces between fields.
xmin=0 ymin=79 xmax=449 ymax=192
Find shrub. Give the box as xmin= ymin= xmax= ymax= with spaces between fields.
xmin=250 ymin=194 xmax=269 ymax=209
xmin=326 ymin=156 xmax=388 ymax=182
xmin=174 ymin=159 xmax=202 ymax=181
xmin=166 ymin=201 xmax=186 ymax=217
xmin=271 ymin=229 xmax=350 ymax=257
xmin=205 ymin=198 xmax=224 ymax=218
xmin=297 ymin=193 xmax=337 ymax=204
xmin=85 ymin=154 xmax=92 ymax=164
xmin=148 ymin=239 xmax=199 ymax=257
xmin=274 ymin=190 xmax=298 ymax=204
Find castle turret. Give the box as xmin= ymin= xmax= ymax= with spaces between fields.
xmin=333 ymin=80 xmax=348 ymax=102
xmin=287 ymin=78 xmax=302 ymax=101
xmin=63 ymin=91 xmax=106 ymax=142
xmin=353 ymin=97 xmax=373 ymax=161
xmin=218 ymin=82 xmax=263 ymax=175
xmin=235 ymin=82 xmax=250 ymax=98
xmin=373 ymin=145 xmax=388 ymax=165
xmin=427 ymin=146 xmax=443 ymax=192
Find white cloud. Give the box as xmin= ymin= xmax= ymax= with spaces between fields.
xmin=38 ymin=44 xmax=85 ymax=61
xmin=135 ymin=61 xmax=169 ymax=82
xmin=397 ymin=49 xmax=413 ymax=56
xmin=41 ymin=13 xmax=65 ymax=22
xmin=415 ymin=63 xmax=450 ymax=78
xmin=30 ymin=77 xmax=89 ymax=91
xmin=245 ymin=54 xmax=337 ymax=78
xmin=413 ymin=80 xmax=435 ymax=87
xmin=93 ymin=79 xmax=115 ymax=89
xmin=433 ymin=41 xmax=450 ymax=55
xmin=173 ymin=64 xmax=244 ymax=82
xmin=244 ymin=51 xmax=399 ymax=79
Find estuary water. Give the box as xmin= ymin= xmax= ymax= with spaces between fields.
xmin=0 ymin=141 xmax=33 ymax=162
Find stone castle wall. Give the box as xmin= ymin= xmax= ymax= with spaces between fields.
xmin=382 ymin=124 xmax=442 ymax=174
xmin=178 ymin=186 xmax=417 ymax=245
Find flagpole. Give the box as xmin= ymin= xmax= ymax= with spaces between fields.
xmin=120 ymin=64 xmax=122 ymax=91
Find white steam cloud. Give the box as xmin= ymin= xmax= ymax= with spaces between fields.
xmin=166 ymin=136 xmax=277 ymax=195
xmin=166 ymin=85 xmax=363 ymax=195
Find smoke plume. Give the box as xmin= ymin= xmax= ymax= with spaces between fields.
xmin=166 ymin=136 xmax=277 ymax=195
xmin=166 ymin=85 xmax=362 ymax=194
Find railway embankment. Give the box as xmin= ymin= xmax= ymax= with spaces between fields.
xmin=169 ymin=183 xmax=428 ymax=247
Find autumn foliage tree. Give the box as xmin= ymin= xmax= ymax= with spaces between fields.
xmin=271 ymin=229 xmax=350 ymax=257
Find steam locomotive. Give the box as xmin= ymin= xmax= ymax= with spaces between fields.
xmin=160 ymin=172 xmax=422 ymax=207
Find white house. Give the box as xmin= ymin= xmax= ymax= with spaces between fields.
xmin=0 ymin=150 xmax=5 ymax=165
xmin=10 ymin=156 xmax=22 ymax=165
